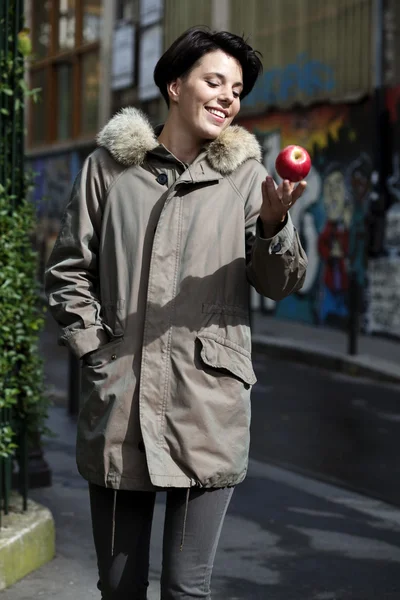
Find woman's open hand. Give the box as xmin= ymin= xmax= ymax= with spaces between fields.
xmin=260 ymin=176 xmax=307 ymax=229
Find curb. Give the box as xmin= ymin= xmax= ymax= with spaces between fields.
xmin=0 ymin=493 xmax=56 ymax=590
xmin=252 ymin=334 xmax=400 ymax=385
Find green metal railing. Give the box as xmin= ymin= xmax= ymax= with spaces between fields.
xmin=0 ymin=0 xmax=28 ymax=527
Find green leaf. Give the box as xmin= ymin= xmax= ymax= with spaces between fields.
xmin=0 ymin=35 xmax=50 ymax=456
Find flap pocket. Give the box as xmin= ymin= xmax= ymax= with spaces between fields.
xmin=197 ymin=333 xmax=257 ymax=386
xmin=83 ymin=336 xmax=124 ymax=368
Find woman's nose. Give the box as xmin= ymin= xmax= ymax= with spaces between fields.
xmin=218 ymin=91 xmax=234 ymax=105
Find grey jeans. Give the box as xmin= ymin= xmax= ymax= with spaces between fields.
xmin=89 ymin=483 xmax=234 ymax=600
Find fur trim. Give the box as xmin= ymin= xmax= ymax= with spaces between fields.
xmin=97 ymin=107 xmax=262 ymax=174
xmin=96 ymin=107 xmax=158 ymax=167
xmin=207 ymin=125 xmax=262 ymax=174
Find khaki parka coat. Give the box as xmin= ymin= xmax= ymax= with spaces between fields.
xmin=45 ymin=108 xmax=308 ymax=491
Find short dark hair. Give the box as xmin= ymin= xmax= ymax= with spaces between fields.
xmin=154 ymin=26 xmax=263 ymax=106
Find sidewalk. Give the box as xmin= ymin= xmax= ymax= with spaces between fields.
xmin=252 ymin=312 xmax=400 ymax=385
xmin=5 ymin=404 xmax=400 ymax=600
xmin=5 ymin=310 xmax=398 ymax=599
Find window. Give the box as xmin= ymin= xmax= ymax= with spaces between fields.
xmin=83 ymin=0 xmax=102 ymax=44
xmin=31 ymin=70 xmax=48 ymax=145
xmin=57 ymin=64 xmax=73 ymax=140
xmin=116 ymin=0 xmax=139 ymax=22
xmin=32 ymin=1 xmax=52 ymax=59
xmin=58 ymin=0 xmax=75 ymax=52
xmin=29 ymin=0 xmax=103 ymax=148
xmin=81 ymin=52 xmax=100 ymax=135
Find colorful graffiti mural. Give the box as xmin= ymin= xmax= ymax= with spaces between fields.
xmin=241 ymin=53 xmax=336 ymax=108
xmin=239 ymin=101 xmax=390 ymax=332
xmin=28 ymin=150 xmax=87 ymax=284
xmin=365 ymin=86 xmax=400 ymax=337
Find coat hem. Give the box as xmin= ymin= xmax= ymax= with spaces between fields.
xmin=77 ymin=463 xmax=247 ymax=490
xmin=77 ymin=464 xmax=158 ymax=491
xmin=149 ymin=468 xmax=248 ymax=489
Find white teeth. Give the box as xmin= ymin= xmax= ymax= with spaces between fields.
xmin=207 ymin=108 xmax=226 ymax=119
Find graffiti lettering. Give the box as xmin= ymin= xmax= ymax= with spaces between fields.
xmin=367 ymin=258 xmax=400 ymax=335
xmin=29 ymin=151 xmax=82 ymax=285
xmin=384 ymin=206 xmax=400 ymax=252
xmin=386 ymin=153 xmax=400 ymax=256
xmin=242 ymin=53 xmax=335 ymax=107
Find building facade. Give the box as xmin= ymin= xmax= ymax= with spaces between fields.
xmin=27 ymin=0 xmax=221 ymax=284
xmin=26 ymin=0 xmax=109 ymax=281
xmin=27 ymin=0 xmax=400 ymax=338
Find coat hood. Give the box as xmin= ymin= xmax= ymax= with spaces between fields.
xmin=96 ymin=107 xmax=262 ymax=175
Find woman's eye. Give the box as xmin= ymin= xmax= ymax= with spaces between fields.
xmin=233 ymin=91 xmax=240 ymax=99
xmin=207 ymin=81 xmax=218 ymax=88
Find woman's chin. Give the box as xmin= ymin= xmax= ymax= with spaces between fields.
xmin=198 ymin=123 xmax=225 ymax=141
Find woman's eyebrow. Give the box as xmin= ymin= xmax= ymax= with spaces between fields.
xmin=205 ymin=72 xmax=243 ymax=88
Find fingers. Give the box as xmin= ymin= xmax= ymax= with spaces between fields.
xmin=291 ymin=181 xmax=307 ymax=203
xmin=265 ymin=176 xmax=277 ymax=194
xmin=280 ymin=180 xmax=307 ymax=207
xmin=262 ymin=176 xmax=307 ymax=213
xmin=281 ymin=180 xmax=293 ymax=206
xmin=262 ymin=176 xmax=275 ymax=207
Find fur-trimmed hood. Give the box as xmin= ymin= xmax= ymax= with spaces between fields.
xmin=96 ymin=107 xmax=261 ymax=175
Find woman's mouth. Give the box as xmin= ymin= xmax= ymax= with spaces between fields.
xmin=205 ymin=107 xmax=227 ymax=123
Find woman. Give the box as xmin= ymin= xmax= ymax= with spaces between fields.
xmin=45 ymin=26 xmax=307 ymax=600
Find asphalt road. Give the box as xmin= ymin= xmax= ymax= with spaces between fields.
xmin=3 ymin=355 xmax=400 ymax=600
xmin=251 ymin=353 xmax=400 ymax=506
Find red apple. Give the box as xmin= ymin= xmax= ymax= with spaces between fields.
xmin=275 ymin=145 xmax=311 ymax=182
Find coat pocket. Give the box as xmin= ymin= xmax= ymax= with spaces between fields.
xmin=82 ymin=336 xmax=124 ymax=369
xmin=197 ymin=332 xmax=257 ymax=387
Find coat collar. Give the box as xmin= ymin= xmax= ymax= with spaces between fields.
xmin=96 ymin=107 xmax=261 ymax=176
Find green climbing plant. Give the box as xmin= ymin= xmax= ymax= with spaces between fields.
xmin=0 ymin=3 xmax=50 ymax=460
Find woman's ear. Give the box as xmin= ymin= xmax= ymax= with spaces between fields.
xmin=167 ymin=79 xmax=181 ymax=104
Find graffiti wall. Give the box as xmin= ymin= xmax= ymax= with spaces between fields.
xmin=28 ymin=149 xmax=87 ymax=284
xmin=365 ymin=86 xmax=400 ymax=337
xmin=241 ymin=53 xmax=336 ymax=108
xmin=240 ymin=99 xmax=400 ymax=336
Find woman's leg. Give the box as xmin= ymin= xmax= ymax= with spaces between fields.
xmin=161 ymin=487 xmax=234 ymax=599
xmin=89 ymin=483 xmax=156 ymax=600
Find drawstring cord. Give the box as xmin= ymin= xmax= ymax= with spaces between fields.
xmin=180 ymin=487 xmax=191 ymax=552
xmin=111 ymin=489 xmax=117 ymax=556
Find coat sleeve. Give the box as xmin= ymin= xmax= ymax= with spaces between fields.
xmin=44 ymin=154 xmax=110 ymax=358
xmin=243 ymin=161 xmax=308 ymax=301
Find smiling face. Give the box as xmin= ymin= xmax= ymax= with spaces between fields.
xmin=167 ymin=49 xmax=243 ymax=143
